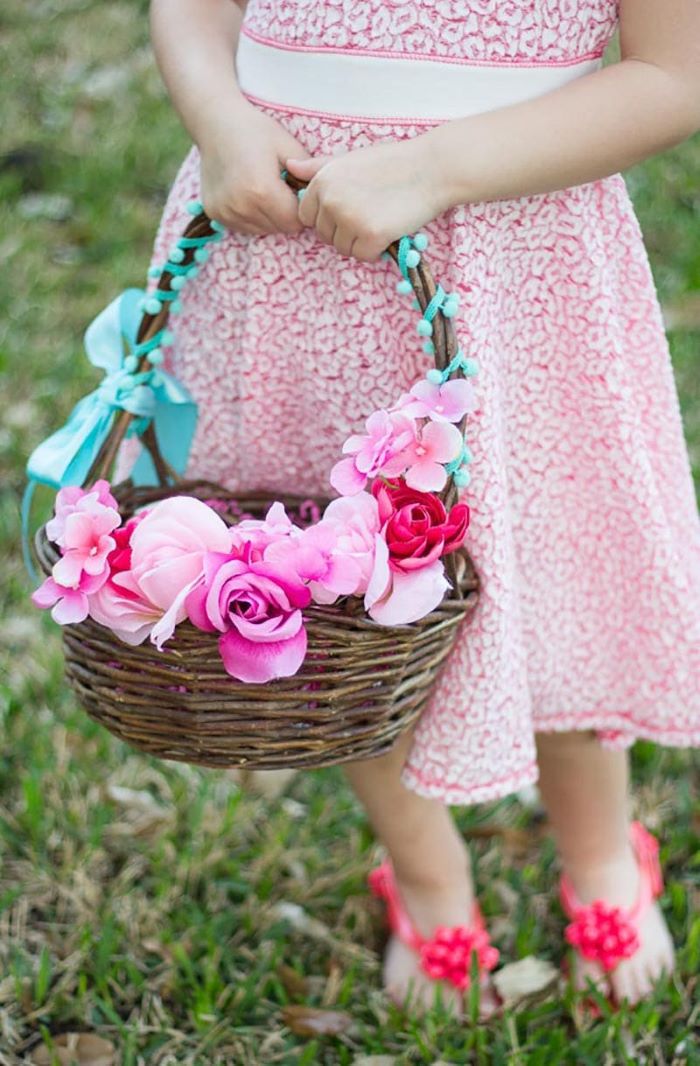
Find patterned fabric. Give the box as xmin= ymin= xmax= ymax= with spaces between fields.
xmin=117 ymin=0 xmax=700 ymax=805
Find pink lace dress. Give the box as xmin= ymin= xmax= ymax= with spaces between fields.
xmin=119 ymin=0 xmax=700 ymax=804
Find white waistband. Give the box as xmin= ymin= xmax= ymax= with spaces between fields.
xmin=235 ymin=30 xmax=602 ymax=123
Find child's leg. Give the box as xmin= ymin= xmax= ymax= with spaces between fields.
xmin=535 ymin=731 xmax=674 ymax=1004
xmin=342 ymin=727 xmax=489 ymax=1013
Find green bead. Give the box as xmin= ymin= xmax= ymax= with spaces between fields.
xmin=417 ymin=319 xmax=432 ymax=337
xmin=413 ymin=232 xmax=429 ymax=251
xmin=405 ymin=248 xmax=421 ymax=269
xmin=396 ymin=278 xmax=412 ymax=295
xmin=426 ymin=368 xmax=443 ymax=385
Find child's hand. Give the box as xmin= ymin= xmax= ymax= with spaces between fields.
xmin=285 ymin=137 xmax=450 ymax=261
xmin=198 ymin=99 xmax=312 ymax=237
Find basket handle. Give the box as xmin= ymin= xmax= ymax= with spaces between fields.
xmin=85 ymin=173 xmax=468 ymax=512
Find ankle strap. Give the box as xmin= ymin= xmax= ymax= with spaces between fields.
xmin=559 ymin=821 xmax=662 ymax=922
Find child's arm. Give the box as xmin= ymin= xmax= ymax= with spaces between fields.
xmin=287 ymin=0 xmax=700 ymax=259
xmin=150 ymin=0 xmax=310 ymax=235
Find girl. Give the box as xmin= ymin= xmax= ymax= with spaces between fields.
xmin=132 ymin=0 xmax=700 ymax=1012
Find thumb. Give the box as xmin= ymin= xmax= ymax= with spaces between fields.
xmin=285 ymin=155 xmax=332 ymax=179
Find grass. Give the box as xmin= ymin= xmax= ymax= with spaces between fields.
xmin=1 ymin=3 xmax=699 ymax=1063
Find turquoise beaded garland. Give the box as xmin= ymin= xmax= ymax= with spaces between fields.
xmin=186 ymin=199 xmax=203 ymax=215
xmin=397 ymin=278 xmax=412 ymax=295
xmin=417 ymin=319 xmax=432 ymax=337
xmin=413 ymin=232 xmax=429 ymax=251
xmin=169 ymin=247 xmax=185 ymax=264
xmin=426 ymin=368 xmax=443 ymax=385
xmin=405 ymin=248 xmax=421 ymax=269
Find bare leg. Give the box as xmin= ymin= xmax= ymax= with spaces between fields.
xmin=343 ymin=726 xmax=492 ymax=1014
xmin=535 ymin=731 xmax=674 ymax=1004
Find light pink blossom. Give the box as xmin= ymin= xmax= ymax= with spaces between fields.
xmin=32 ymin=570 xmax=107 ymax=625
xmin=363 ymin=534 xmax=449 ymax=625
xmin=402 ymin=421 xmax=464 ymax=492
xmin=330 ymin=410 xmax=416 ymax=496
xmin=394 ymin=378 xmax=476 ymax=423
xmin=46 ymin=480 xmax=122 ymax=588
xmin=46 ymin=479 xmax=119 ymax=547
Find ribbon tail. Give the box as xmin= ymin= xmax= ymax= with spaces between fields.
xmin=21 ymin=480 xmax=40 ymax=584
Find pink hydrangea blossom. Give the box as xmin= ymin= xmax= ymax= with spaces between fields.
xmin=32 ymin=570 xmax=107 ymax=625
xmin=46 ymin=481 xmax=122 ymax=588
xmin=402 ymin=421 xmax=464 ymax=492
xmin=394 ymin=378 xmax=476 ymax=424
xmin=186 ymin=544 xmax=312 ymax=683
xmin=330 ymin=410 xmax=416 ymax=496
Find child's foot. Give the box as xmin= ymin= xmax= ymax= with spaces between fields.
xmin=562 ymin=839 xmax=675 ymax=1005
xmin=377 ymin=864 xmax=499 ymax=1017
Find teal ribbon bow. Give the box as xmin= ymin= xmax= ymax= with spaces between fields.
xmin=22 ymin=287 xmax=198 ymax=579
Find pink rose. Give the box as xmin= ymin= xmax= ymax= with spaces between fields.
xmin=186 ymin=544 xmax=312 ymax=683
xmin=128 ymin=495 xmax=232 ymax=648
xmin=313 ymin=491 xmax=382 ymax=600
xmin=372 ymin=479 xmax=470 ymax=573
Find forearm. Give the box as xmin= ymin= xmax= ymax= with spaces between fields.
xmin=149 ymin=0 xmax=247 ymax=146
xmin=430 ymin=58 xmax=700 ymax=207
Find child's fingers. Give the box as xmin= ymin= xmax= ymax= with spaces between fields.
xmin=314 ymin=205 xmax=338 ymax=247
xmin=332 ymin=225 xmax=358 ymax=259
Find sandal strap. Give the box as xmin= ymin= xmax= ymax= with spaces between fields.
xmin=367 ymin=858 xmax=499 ymax=989
xmin=559 ymin=821 xmax=663 ymax=972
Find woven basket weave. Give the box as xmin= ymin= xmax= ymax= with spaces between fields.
xmin=34 ymin=175 xmax=480 ymax=770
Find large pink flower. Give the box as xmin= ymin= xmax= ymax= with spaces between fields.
xmin=128 ymin=495 xmax=232 ymax=648
xmin=185 ymin=545 xmax=312 ymax=683
xmin=330 ymin=410 xmax=416 ymax=496
xmin=364 ymin=534 xmax=449 ymax=625
xmin=401 ymin=421 xmax=464 ymax=492
xmin=394 ymin=378 xmax=476 ymax=424
xmin=87 ymin=511 xmax=162 ymax=645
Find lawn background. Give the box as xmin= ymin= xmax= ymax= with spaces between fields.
xmin=0 ymin=2 xmax=698 ymax=1063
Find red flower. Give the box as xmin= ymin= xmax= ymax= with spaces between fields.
xmin=371 ymin=478 xmax=470 ymax=573
xmin=420 ymin=925 xmax=500 ymax=990
xmin=564 ymin=900 xmax=639 ymax=972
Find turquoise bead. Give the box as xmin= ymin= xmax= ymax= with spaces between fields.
xmin=147 ymin=348 xmax=164 ymax=365
xmin=169 ymin=247 xmax=185 ymax=264
xmin=426 ymin=368 xmax=443 ymax=385
xmin=145 ymin=297 xmax=162 ymax=315
xmin=453 ymin=467 xmax=471 ymax=487
xmin=187 ymin=266 xmax=199 ymax=279
xmin=396 ymin=278 xmax=412 ymax=295
xmin=462 ymin=445 xmax=474 ymax=464
xmin=171 ymin=299 xmax=182 ymax=314
xmin=210 ymin=219 xmax=226 ymax=233
xmin=405 ymin=248 xmax=421 ymax=269
xmin=186 ymin=199 xmax=203 ymax=215
xmin=124 ymin=355 xmax=138 ymax=372
xmin=422 ymin=340 xmax=435 ymax=355
xmin=194 ymin=247 xmax=210 ymax=263
xmin=171 ymin=275 xmax=186 ymax=291
xmin=411 ymin=298 xmax=420 ymax=311
xmin=162 ymin=330 xmax=175 ymax=346
xmin=442 ymin=300 xmax=459 ymax=319
xmin=413 ymin=232 xmax=429 ymax=251
xmin=461 ymin=357 xmax=479 ymax=376
xmin=147 ymin=266 xmax=162 ymax=279
xmin=417 ymin=319 xmax=432 ymax=337
xmin=297 ymin=188 xmax=306 ymax=200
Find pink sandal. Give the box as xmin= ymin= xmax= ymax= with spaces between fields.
xmin=368 ymin=859 xmax=499 ymax=992
xmin=560 ymin=821 xmax=664 ymax=976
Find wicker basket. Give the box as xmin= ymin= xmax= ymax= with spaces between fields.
xmin=34 ymin=176 xmax=480 ymax=770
